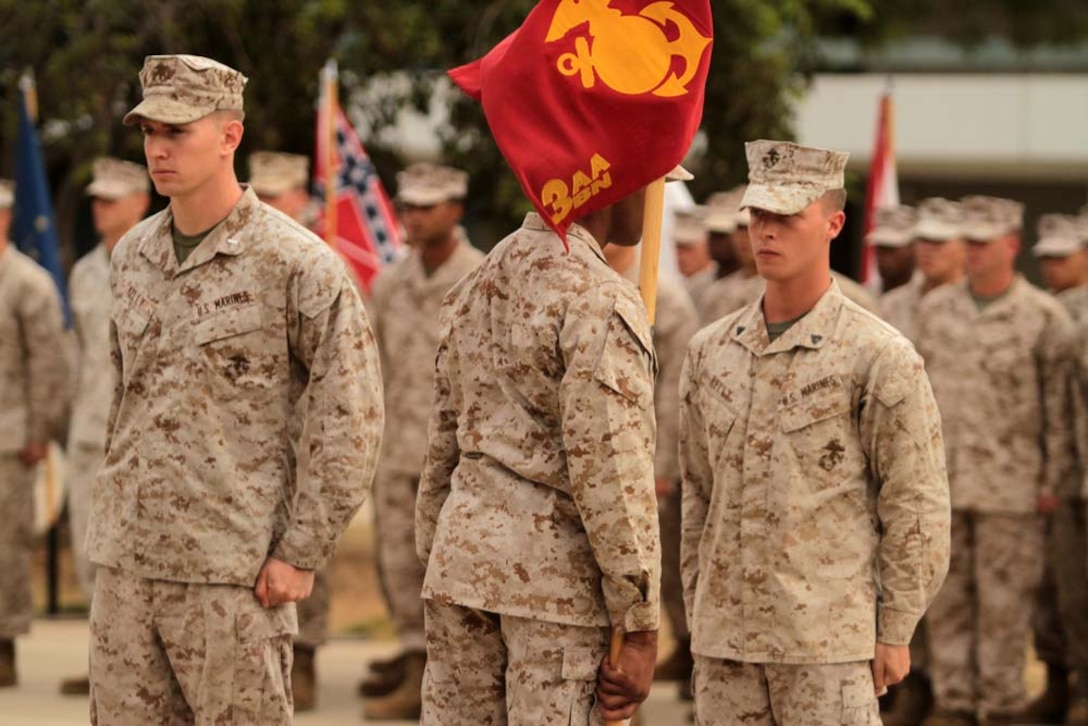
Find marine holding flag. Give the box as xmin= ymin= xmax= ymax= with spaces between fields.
xmin=415 ymin=1 xmax=712 ymax=723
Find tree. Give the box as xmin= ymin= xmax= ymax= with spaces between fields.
xmin=0 ymin=0 xmax=896 ymax=260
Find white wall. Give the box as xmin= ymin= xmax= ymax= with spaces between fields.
xmin=796 ymin=73 xmax=1088 ymax=180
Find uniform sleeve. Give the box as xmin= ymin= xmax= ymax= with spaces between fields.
xmin=559 ymin=290 xmax=661 ymax=633
xmin=860 ymin=339 xmax=951 ymax=646
xmin=653 ymin=289 xmax=699 ymax=482
xmin=1037 ymin=308 xmax=1077 ymax=501
xmin=678 ymin=345 xmax=712 ymax=625
xmin=103 ymin=319 xmax=123 ymax=456
xmin=275 ymin=257 xmax=384 ymax=569
xmin=416 ymin=320 xmax=459 ymax=566
xmin=20 ymin=277 xmax=69 ymax=444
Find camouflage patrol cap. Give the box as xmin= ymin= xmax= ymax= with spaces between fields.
xmin=961 ymin=195 xmax=1024 ymax=242
xmin=0 ymin=179 xmax=12 ymax=210
xmin=740 ymin=140 xmax=849 ymax=215
xmin=866 ymin=205 xmax=917 ymax=248
xmin=86 ymin=157 xmax=149 ymax=200
xmin=705 ymin=186 xmax=748 ymax=234
xmin=248 ymin=151 xmax=310 ymax=197
xmin=1032 ymin=214 xmax=1087 ymax=258
xmin=123 ymin=54 xmax=247 ymax=126
xmin=396 ymin=163 xmax=469 ymax=206
xmin=673 ymin=206 xmax=707 ymax=246
xmin=913 ymin=198 xmax=965 ymax=241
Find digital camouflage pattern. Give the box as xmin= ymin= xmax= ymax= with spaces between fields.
xmin=67 ymin=244 xmax=113 ymax=595
xmin=374 ymin=469 xmax=427 ymax=651
xmin=680 ymin=282 xmax=950 ymax=664
xmin=89 ymin=566 xmax=296 ymax=724
xmin=740 ymin=140 xmax=850 ymax=216
xmin=877 ymin=273 xmax=925 ymax=343
xmin=700 ymin=271 xmax=878 ymax=326
xmin=417 ymin=213 xmax=660 ymax=634
xmin=0 ymin=246 xmax=69 ymax=454
xmin=295 ymin=567 xmax=330 ymax=648
xmin=124 ymin=54 xmax=247 ymax=126
xmin=86 ymin=188 xmax=384 ymax=585
xmin=85 ymin=157 xmax=148 ymax=200
xmin=691 ymin=656 xmax=880 ymax=725
xmin=421 ymin=600 xmax=609 ymax=725
xmin=915 ymin=277 xmax=1076 ymax=509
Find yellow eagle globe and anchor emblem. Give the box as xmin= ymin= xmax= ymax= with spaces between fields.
xmin=545 ymin=0 xmax=711 ymax=98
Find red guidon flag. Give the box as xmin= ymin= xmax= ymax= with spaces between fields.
xmin=449 ymin=0 xmax=713 ymax=243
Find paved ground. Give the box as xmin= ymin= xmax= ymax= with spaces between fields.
xmin=0 ymin=619 xmax=694 ymax=725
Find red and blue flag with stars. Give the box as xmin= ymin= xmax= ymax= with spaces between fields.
xmin=313 ymin=103 xmax=402 ymax=293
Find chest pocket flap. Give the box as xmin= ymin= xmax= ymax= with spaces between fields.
xmin=780 ymin=381 xmax=851 ymax=433
xmin=194 ymin=305 xmax=264 ymax=345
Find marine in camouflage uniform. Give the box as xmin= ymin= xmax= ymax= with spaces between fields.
xmin=60 ymin=158 xmax=151 ymax=697
xmin=86 ymin=55 xmax=383 ymax=724
xmin=681 ymin=141 xmax=950 ymax=725
xmin=1020 ymin=214 xmax=1088 ymax=724
xmin=916 ymin=196 xmax=1077 ymax=724
xmin=361 ymin=163 xmax=484 ymax=720
xmin=0 ymin=178 xmax=70 ymax=687
xmin=416 ymin=169 xmax=684 ymax=720
xmin=872 ymin=205 xmax=917 ymax=295
xmin=699 ymin=187 xmax=761 ymax=324
xmin=604 ymin=242 xmax=700 ymax=696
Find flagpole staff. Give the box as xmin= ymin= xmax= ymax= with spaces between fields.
xmin=602 ymin=173 xmax=667 ymax=726
xmin=322 ymin=59 xmax=339 ymax=251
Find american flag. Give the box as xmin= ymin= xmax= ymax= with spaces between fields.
xmin=313 ymin=102 xmax=402 ymax=292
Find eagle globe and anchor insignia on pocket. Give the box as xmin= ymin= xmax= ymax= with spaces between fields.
xmin=193 ymin=303 xmax=269 ymax=387
xmin=779 ymin=376 xmax=856 ymax=490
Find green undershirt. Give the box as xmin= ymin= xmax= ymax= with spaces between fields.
xmin=765 ymin=313 xmax=806 ymax=342
xmin=172 ymin=225 xmax=213 ymax=265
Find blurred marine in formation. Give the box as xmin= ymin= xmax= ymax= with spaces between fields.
xmin=60 ymin=157 xmax=151 ymax=696
xmin=85 ymin=54 xmax=383 ymax=724
xmin=361 ymin=162 xmax=483 ymax=721
xmin=916 ymin=196 xmax=1076 ymax=724
xmin=0 ymin=178 xmax=70 ymax=688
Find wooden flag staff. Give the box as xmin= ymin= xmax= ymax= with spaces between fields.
xmin=604 ymin=174 xmax=667 ymax=726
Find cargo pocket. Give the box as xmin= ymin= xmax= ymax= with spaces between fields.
xmin=840 ymin=680 xmax=878 ymax=725
xmin=232 ymin=599 xmax=297 ymax=725
xmin=563 ymin=647 xmax=601 ymax=726
xmin=593 ymin=298 xmax=656 ymax=410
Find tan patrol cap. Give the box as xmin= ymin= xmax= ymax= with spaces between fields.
xmin=248 ymin=152 xmax=310 ymax=197
xmin=961 ymin=195 xmax=1024 ymax=242
xmin=86 ymin=157 xmax=149 ymax=200
xmin=913 ymin=198 xmax=965 ymax=241
xmin=673 ymin=206 xmax=707 ymax=246
xmin=124 ymin=54 xmax=247 ymax=126
xmin=396 ymin=163 xmax=469 ymax=206
xmin=866 ymin=205 xmax=917 ymax=248
xmin=1032 ymin=214 xmax=1087 ymax=258
xmin=0 ymin=179 xmax=13 ymax=210
xmin=705 ymin=186 xmax=747 ymax=234
xmin=740 ymin=140 xmax=849 ymax=215
xmin=665 ymin=165 xmax=693 ymax=183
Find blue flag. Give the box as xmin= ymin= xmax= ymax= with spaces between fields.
xmin=12 ymin=76 xmax=69 ymax=325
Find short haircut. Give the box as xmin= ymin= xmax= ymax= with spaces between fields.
xmin=821 ymin=188 xmax=847 ymax=213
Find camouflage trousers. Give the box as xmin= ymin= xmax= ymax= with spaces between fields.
xmin=89 ymin=567 xmax=297 ymax=725
xmin=421 ymin=599 xmax=610 ymax=725
xmin=691 ymin=655 xmax=880 ymax=725
xmin=659 ymin=483 xmax=690 ymax=642
xmin=927 ymin=511 xmax=1045 ymax=716
xmin=295 ymin=566 xmax=330 ymax=648
xmin=67 ymin=443 xmax=102 ymax=599
xmin=0 ymin=454 xmax=35 ymax=639
xmin=375 ymin=467 xmax=426 ymax=651
xmin=1032 ymin=499 xmax=1088 ymax=683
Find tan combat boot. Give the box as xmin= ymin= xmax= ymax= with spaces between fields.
xmin=59 ymin=674 xmax=91 ymax=695
xmin=0 ymin=639 xmax=16 ymax=688
xmin=362 ymin=650 xmax=425 ymax=721
xmin=357 ymin=652 xmax=407 ymax=698
xmin=292 ymin=644 xmax=317 ymax=713
xmin=1007 ymin=663 xmax=1068 ymax=724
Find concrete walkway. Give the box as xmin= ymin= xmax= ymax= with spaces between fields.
xmin=0 ymin=619 xmax=693 ymax=725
